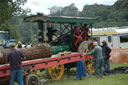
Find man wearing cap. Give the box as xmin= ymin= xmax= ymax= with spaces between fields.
xmin=86 ymin=41 xmax=104 ymax=78
xmin=102 ymin=40 xmax=111 ymax=71
xmin=6 ymin=44 xmax=25 ymax=85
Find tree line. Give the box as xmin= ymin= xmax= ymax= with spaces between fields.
xmin=49 ymin=0 xmax=128 ymax=27
xmin=0 ymin=0 xmax=128 ymax=43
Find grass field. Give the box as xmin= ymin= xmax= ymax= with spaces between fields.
xmin=44 ymin=74 xmax=128 ymax=85
xmin=41 ymin=62 xmax=128 ymax=85
xmin=14 ymin=63 xmax=128 ymax=85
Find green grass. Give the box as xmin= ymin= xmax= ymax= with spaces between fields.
xmin=110 ymin=62 xmax=128 ymax=69
xmin=45 ymin=74 xmax=128 ymax=85
xmin=43 ymin=63 xmax=128 ymax=85
xmin=15 ymin=63 xmax=128 ymax=85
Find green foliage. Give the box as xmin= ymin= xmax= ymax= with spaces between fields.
xmin=79 ymin=0 xmax=128 ymax=27
xmin=0 ymin=0 xmax=27 ymax=41
xmin=0 ymin=0 xmax=27 ymax=24
xmin=0 ymin=21 xmax=19 ymax=40
xmin=113 ymin=0 xmax=128 ymax=10
xmin=49 ymin=0 xmax=128 ymax=27
xmin=12 ymin=16 xmax=38 ymax=43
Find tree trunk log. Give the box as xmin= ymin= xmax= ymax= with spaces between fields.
xmin=0 ymin=43 xmax=52 ymax=64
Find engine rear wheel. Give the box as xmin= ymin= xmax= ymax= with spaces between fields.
xmin=78 ymin=41 xmax=95 ymax=74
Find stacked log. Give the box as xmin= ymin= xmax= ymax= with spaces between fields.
xmin=0 ymin=43 xmax=52 ymax=64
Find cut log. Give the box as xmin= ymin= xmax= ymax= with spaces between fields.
xmin=0 ymin=43 xmax=52 ymax=64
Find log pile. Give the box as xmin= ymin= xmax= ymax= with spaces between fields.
xmin=0 ymin=43 xmax=52 ymax=64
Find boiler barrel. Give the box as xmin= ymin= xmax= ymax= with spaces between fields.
xmin=52 ymin=43 xmax=70 ymax=54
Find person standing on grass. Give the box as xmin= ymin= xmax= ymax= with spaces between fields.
xmin=102 ymin=40 xmax=111 ymax=71
xmin=86 ymin=41 xmax=104 ymax=78
xmin=6 ymin=44 xmax=25 ymax=85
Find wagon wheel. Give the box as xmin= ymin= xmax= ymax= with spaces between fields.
xmin=25 ymin=74 xmax=40 ymax=85
xmin=78 ymin=41 xmax=95 ymax=74
xmin=47 ymin=64 xmax=64 ymax=80
xmin=85 ymin=58 xmax=95 ymax=74
xmin=73 ymin=27 xmax=86 ymax=49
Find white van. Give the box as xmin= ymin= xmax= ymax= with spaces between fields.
xmin=91 ymin=26 xmax=128 ymax=48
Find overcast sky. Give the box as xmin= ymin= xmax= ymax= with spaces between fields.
xmin=22 ymin=0 xmax=117 ymax=15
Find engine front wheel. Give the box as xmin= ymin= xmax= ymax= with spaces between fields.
xmin=73 ymin=27 xmax=87 ymax=49
xmin=78 ymin=41 xmax=95 ymax=74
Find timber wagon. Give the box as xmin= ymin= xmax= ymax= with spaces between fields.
xmin=0 ymin=14 xmax=97 ymax=85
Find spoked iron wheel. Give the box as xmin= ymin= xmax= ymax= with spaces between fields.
xmin=25 ymin=74 xmax=40 ymax=85
xmin=85 ymin=59 xmax=95 ymax=74
xmin=73 ymin=27 xmax=86 ymax=49
xmin=47 ymin=64 xmax=64 ymax=80
xmin=78 ymin=41 xmax=95 ymax=74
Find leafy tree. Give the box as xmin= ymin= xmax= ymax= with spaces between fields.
xmin=113 ymin=0 xmax=128 ymax=10
xmin=61 ymin=3 xmax=79 ymax=16
xmin=80 ymin=0 xmax=128 ymax=27
xmin=0 ymin=21 xmax=19 ymax=40
xmin=0 ymin=0 xmax=28 ymax=41
xmin=0 ymin=0 xmax=27 ymax=24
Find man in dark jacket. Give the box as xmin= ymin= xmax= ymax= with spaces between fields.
xmin=102 ymin=40 xmax=111 ymax=71
xmin=6 ymin=44 xmax=25 ymax=85
xmin=83 ymin=24 xmax=90 ymax=40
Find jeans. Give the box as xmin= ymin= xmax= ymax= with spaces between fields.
xmin=77 ymin=61 xmax=87 ymax=80
xmin=104 ymin=58 xmax=110 ymax=71
xmin=10 ymin=69 xmax=24 ymax=85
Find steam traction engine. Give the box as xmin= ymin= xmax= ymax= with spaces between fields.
xmin=24 ymin=15 xmax=96 ymax=79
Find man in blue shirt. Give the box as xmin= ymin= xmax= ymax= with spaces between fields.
xmin=6 ymin=44 xmax=25 ymax=85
